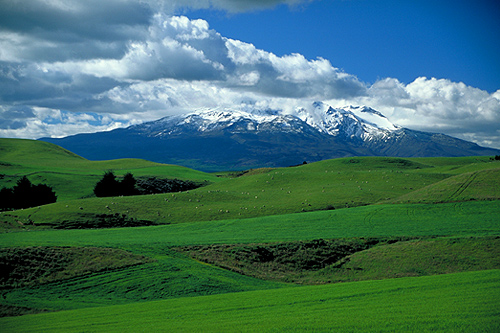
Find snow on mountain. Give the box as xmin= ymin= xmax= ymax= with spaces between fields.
xmin=134 ymin=103 xmax=401 ymax=143
xmin=40 ymin=101 xmax=500 ymax=171
xmin=133 ymin=107 xmax=313 ymax=137
xmin=292 ymin=102 xmax=400 ymax=141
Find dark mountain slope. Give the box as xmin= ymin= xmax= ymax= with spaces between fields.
xmin=40 ymin=106 xmax=500 ymax=171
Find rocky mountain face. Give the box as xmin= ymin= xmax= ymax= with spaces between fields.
xmin=40 ymin=103 xmax=500 ymax=171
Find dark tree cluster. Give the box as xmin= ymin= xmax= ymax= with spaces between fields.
xmin=0 ymin=176 xmax=57 ymax=210
xmin=494 ymin=155 xmax=500 ymax=161
xmin=93 ymin=171 xmax=139 ymax=197
xmin=93 ymin=171 xmax=206 ymax=198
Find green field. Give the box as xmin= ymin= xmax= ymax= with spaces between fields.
xmin=0 ymin=138 xmax=221 ymax=201
xmin=3 ymin=140 xmax=500 ymax=228
xmin=1 ymin=138 xmax=499 ymax=331
xmin=2 ymin=270 xmax=499 ymax=332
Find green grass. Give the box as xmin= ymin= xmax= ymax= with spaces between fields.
xmin=2 ymin=139 xmax=500 ymax=330
xmin=315 ymin=236 xmax=500 ymax=283
xmin=177 ymin=236 xmax=500 ymax=284
xmin=0 ymin=246 xmax=152 ymax=288
xmin=391 ymin=168 xmax=500 ymax=203
xmin=1 ymin=200 xmax=498 ymax=315
xmin=1 ymin=269 xmax=499 ymax=332
xmin=0 ymin=248 xmax=287 ymax=314
xmin=0 ymin=138 xmax=221 ymax=201
xmin=4 ymin=153 xmax=500 ymax=228
xmin=2 ymin=201 xmax=499 ymax=248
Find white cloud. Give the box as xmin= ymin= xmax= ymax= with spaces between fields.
xmin=6 ymin=13 xmax=365 ymax=111
xmin=48 ymin=14 xmax=366 ymax=100
xmin=342 ymin=77 xmax=500 ymax=148
xmin=225 ymin=39 xmax=268 ymax=65
xmin=224 ymin=37 xmax=366 ymax=98
xmin=0 ymin=107 xmax=136 ymax=139
xmin=238 ymin=71 xmax=261 ymax=86
xmin=0 ymin=2 xmax=499 ymax=149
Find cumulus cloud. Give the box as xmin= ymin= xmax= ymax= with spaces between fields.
xmin=345 ymin=77 xmax=500 ymax=148
xmin=0 ymin=106 xmax=137 ymax=140
xmin=0 ymin=1 xmax=499 ymax=149
xmin=1 ymin=12 xmax=365 ymax=109
xmin=0 ymin=0 xmax=152 ymax=63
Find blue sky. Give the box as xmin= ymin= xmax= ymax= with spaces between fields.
xmin=187 ymin=0 xmax=500 ymax=92
xmin=0 ymin=0 xmax=499 ymax=148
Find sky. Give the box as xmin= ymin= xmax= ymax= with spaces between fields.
xmin=0 ymin=0 xmax=499 ymax=148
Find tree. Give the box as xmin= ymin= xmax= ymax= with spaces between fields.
xmin=0 ymin=187 xmax=14 ymax=210
xmin=31 ymin=183 xmax=57 ymax=207
xmin=94 ymin=171 xmax=121 ymax=197
xmin=93 ymin=171 xmax=139 ymax=197
xmin=0 ymin=176 xmax=57 ymax=210
xmin=120 ymin=172 xmax=139 ymax=196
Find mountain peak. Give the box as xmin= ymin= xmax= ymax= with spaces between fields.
xmin=39 ymin=102 xmax=500 ymax=171
xmin=138 ymin=103 xmax=401 ymax=141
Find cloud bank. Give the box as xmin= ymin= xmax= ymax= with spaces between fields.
xmin=0 ymin=0 xmax=499 ymax=148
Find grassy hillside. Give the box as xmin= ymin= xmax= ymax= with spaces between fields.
xmin=0 ymin=247 xmax=152 ymax=288
xmin=0 ymin=200 xmax=498 ymax=316
xmin=1 ymin=139 xmax=499 ymax=330
xmin=390 ymin=168 xmax=500 ymax=203
xmin=3 ymin=151 xmax=500 ymax=228
xmin=1 ymin=270 xmax=499 ymax=332
xmin=2 ymin=201 xmax=499 ymax=248
xmin=178 ymin=236 xmax=500 ymax=284
xmin=0 ymin=138 xmax=221 ymax=201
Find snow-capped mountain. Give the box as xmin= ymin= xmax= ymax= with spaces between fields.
xmin=294 ymin=102 xmax=399 ymax=141
xmin=40 ymin=103 xmax=500 ymax=171
xmin=132 ymin=103 xmax=400 ymax=142
xmin=133 ymin=109 xmax=315 ymax=137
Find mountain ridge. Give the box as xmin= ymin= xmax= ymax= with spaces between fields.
xmin=39 ymin=103 xmax=500 ymax=171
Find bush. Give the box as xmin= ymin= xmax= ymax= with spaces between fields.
xmin=135 ymin=177 xmax=204 ymax=195
xmin=0 ymin=176 xmax=57 ymax=210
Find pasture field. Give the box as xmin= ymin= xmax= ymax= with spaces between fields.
xmin=1 ymin=270 xmax=499 ymax=332
xmin=1 ymin=200 xmax=499 ymax=248
xmin=3 ymin=140 xmax=500 ymax=228
xmin=0 ymin=200 xmax=499 ymax=315
xmin=1 ymin=138 xmax=500 ymax=331
xmin=0 ymin=138 xmax=221 ymax=201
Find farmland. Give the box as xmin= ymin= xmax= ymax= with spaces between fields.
xmin=1 ymin=138 xmax=499 ymax=331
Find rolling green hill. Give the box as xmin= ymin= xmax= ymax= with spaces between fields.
xmin=3 ymin=146 xmax=499 ymax=228
xmin=0 ymin=138 xmax=222 ymax=201
xmin=0 ymin=199 xmax=498 ymax=317
xmin=1 ymin=270 xmax=499 ymax=332
xmin=389 ymin=168 xmax=500 ymax=203
xmin=1 ymin=138 xmax=499 ymax=331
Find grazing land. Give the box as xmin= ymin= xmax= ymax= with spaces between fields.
xmin=1 ymin=270 xmax=499 ymax=332
xmin=0 ymin=138 xmax=499 ymax=331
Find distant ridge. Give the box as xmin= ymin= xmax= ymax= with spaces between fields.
xmin=40 ymin=103 xmax=500 ymax=171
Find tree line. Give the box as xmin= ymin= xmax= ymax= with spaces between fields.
xmin=93 ymin=171 xmax=204 ymax=197
xmin=0 ymin=171 xmax=203 ymax=211
xmin=93 ymin=171 xmax=139 ymax=197
xmin=0 ymin=176 xmax=57 ymax=210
